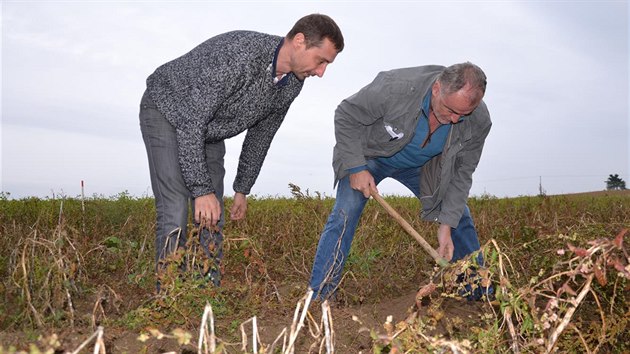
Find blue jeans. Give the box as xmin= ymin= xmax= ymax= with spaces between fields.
xmin=309 ymin=159 xmax=481 ymax=300
xmin=139 ymin=90 xmax=224 ymax=287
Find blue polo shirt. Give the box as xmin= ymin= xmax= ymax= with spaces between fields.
xmin=346 ymin=91 xmax=453 ymax=175
xmin=378 ymin=91 xmax=450 ymax=168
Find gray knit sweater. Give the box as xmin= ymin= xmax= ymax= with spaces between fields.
xmin=146 ymin=31 xmax=304 ymax=197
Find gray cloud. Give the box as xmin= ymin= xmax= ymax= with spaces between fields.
xmin=2 ymin=1 xmax=628 ymax=198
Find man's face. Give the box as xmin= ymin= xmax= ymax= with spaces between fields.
xmin=290 ymin=35 xmax=338 ymax=80
xmin=431 ymin=82 xmax=481 ymax=125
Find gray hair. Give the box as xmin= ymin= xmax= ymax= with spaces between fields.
xmin=437 ymin=62 xmax=487 ymax=100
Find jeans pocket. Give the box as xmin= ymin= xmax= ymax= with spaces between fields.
xmin=140 ymin=89 xmax=158 ymax=110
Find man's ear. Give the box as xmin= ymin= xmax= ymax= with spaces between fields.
xmin=292 ymin=33 xmax=306 ymax=48
xmin=432 ymin=81 xmax=440 ymax=96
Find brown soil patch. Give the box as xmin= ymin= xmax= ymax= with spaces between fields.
xmin=1 ymin=287 xmax=493 ymax=353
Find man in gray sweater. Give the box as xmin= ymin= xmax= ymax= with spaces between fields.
xmin=140 ymin=14 xmax=344 ymax=289
xmin=310 ymin=63 xmax=492 ymax=301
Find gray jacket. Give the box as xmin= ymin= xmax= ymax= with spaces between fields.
xmin=332 ymin=65 xmax=491 ymax=227
xmin=146 ymin=31 xmax=303 ymax=197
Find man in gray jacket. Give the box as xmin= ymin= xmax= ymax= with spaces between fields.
xmin=140 ymin=14 xmax=344 ymax=289
xmin=310 ymin=62 xmax=491 ymax=301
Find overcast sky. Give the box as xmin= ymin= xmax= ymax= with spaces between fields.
xmin=2 ymin=1 xmax=628 ymax=199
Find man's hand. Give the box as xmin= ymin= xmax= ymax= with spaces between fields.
xmin=349 ymin=170 xmax=378 ymax=198
xmin=437 ymin=224 xmax=454 ymax=262
xmin=194 ymin=193 xmax=222 ymax=229
xmin=230 ymin=192 xmax=248 ymax=220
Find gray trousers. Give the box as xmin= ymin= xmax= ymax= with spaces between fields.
xmin=139 ymin=90 xmax=224 ymax=285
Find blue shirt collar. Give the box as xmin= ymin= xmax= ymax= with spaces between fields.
xmin=421 ymin=89 xmax=432 ymax=119
xmin=271 ymin=38 xmax=290 ymax=86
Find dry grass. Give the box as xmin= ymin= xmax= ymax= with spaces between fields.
xmin=0 ymin=189 xmax=628 ymax=353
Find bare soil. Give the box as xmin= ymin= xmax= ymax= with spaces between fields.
xmin=1 ymin=278 xmax=495 ymax=353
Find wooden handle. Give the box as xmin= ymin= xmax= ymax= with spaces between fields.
xmin=371 ymin=190 xmax=449 ymax=267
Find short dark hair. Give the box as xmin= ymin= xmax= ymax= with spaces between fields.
xmin=437 ymin=62 xmax=487 ymax=97
xmin=287 ymin=14 xmax=344 ymax=52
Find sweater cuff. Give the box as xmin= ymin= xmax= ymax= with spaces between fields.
xmin=191 ymin=186 xmax=215 ymax=199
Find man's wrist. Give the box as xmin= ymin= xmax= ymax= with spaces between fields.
xmin=347 ymin=165 xmax=367 ymax=174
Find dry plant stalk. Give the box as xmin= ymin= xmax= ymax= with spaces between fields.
xmin=321 ymin=300 xmax=334 ymax=354
xmin=487 ymin=239 xmax=520 ymax=353
xmin=19 ymin=242 xmax=44 ymax=327
xmin=239 ymin=316 xmax=260 ymax=353
xmin=91 ymin=285 xmax=122 ymax=329
xmin=518 ymin=229 xmax=628 ymax=352
xmin=15 ymin=220 xmax=82 ymax=329
xmin=70 ymin=326 xmax=105 ymax=354
xmin=198 ymin=303 xmax=217 ymax=354
xmin=268 ymin=327 xmax=288 ymax=354
xmin=54 ymin=224 xmax=76 ymax=327
xmin=546 ymin=274 xmax=594 ymax=352
xmin=539 ymin=230 xmax=627 ymax=352
xmin=285 ymin=289 xmax=314 ymax=354
xmin=408 ymin=231 xmax=625 ymax=353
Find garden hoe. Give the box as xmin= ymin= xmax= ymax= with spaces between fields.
xmin=372 ymin=190 xmax=496 ymax=307
xmin=370 ymin=189 xmax=449 ymax=268
xmin=370 ymin=190 xmax=452 ymax=305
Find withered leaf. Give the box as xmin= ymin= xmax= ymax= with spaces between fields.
xmin=594 ymin=265 xmax=607 ymax=286
xmin=568 ymin=243 xmax=589 ymax=257
xmin=614 ymin=228 xmax=627 ymax=249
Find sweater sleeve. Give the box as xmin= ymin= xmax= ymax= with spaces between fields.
xmin=175 ymin=124 xmax=216 ymax=198
xmin=438 ymin=105 xmax=492 ymax=227
xmin=232 ymin=109 xmax=288 ymax=194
